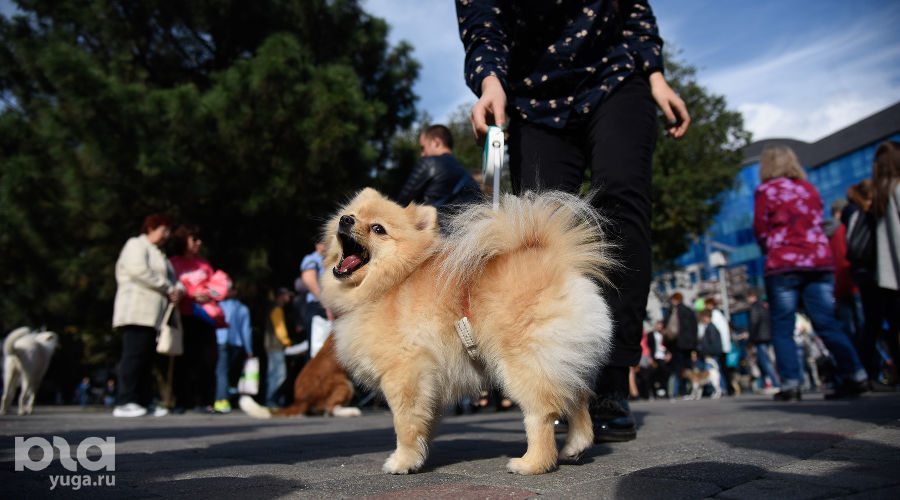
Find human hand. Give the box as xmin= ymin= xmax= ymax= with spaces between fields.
xmin=194 ymin=292 xmax=211 ymax=303
xmin=470 ymin=76 xmax=507 ymax=145
xmin=649 ymin=72 xmax=690 ymax=138
xmin=168 ymin=288 xmax=184 ymax=303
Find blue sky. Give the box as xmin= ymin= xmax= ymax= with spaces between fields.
xmin=3 ymin=1 xmax=898 ymax=143
xmin=363 ymin=0 xmax=900 ymax=143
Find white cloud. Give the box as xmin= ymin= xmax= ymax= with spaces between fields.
xmin=700 ymin=12 xmax=900 ymax=141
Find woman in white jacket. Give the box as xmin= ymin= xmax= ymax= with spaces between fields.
xmin=112 ymin=214 xmax=184 ymax=417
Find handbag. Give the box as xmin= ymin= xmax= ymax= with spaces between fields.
xmin=156 ymin=302 xmax=184 ymax=356
xmin=845 ymin=209 xmax=875 ymax=268
xmin=238 ymin=357 xmax=260 ymax=396
xmin=664 ymin=307 xmax=680 ymax=342
xmin=310 ymin=315 xmax=333 ymax=358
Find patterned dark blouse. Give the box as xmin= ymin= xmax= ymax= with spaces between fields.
xmin=456 ymin=0 xmax=665 ymax=129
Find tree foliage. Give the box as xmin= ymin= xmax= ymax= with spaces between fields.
xmin=651 ymin=53 xmax=751 ymax=268
xmin=0 ymin=0 xmax=419 ymax=367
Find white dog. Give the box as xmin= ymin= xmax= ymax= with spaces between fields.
xmin=1 ymin=327 xmax=59 ymax=415
xmin=683 ymin=357 xmax=723 ymax=401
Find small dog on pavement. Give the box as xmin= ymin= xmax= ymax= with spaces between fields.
xmin=320 ymin=188 xmax=614 ymax=475
xmin=682 ymin=358 xmax=722 ymax=401
xmin=1 ymin=326 xmax=59 ymax=415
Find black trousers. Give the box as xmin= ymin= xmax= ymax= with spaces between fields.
xmin=117 ymin=325 xmax=158 ymax=407
xmin=174 ymin=315 xmax=218 ymax=408
xmin=508 ymin=76 xmax=658 ymax=370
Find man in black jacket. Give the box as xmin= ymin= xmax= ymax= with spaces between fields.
xmin=748 ymin=289 xmax=779 ymax=391
xmin=396 ymin=125 xmax=483 ymax=230
xmin=663 ymin=292 xmax=699 ymax=397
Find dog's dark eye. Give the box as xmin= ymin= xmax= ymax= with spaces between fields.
xmin=371 ymin=224 xmax=387 ymax=235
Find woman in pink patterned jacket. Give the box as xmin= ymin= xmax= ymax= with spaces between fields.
xmin=753 ymin=145 xmax=867 ymax=401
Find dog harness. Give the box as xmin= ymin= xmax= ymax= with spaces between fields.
xmin=454 ymin=293 xmax=478 ymax=360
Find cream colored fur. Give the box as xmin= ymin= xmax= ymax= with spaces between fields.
xmin=321 ymin=188 xmax=614 ymax=475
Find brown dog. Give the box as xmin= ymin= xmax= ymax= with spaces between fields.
xmin=239 ymin=334 xmax=361 ymax=418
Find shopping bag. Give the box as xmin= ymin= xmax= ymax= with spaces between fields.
xmin=238 ymin=357 xmax=260 ymax=396
xmin=310 ymin=315 xmax=332 ymax=358
xmin=156 ymin=303 xmax=184 ymax=356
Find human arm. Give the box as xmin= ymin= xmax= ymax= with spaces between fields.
xmin=456 ymin=0 xmax=509 ymax=144
xmin=301 ymin=268 xmax=322 ymax=302
xmin=752 ymin=187 xmax=770 ymax=253
xmin=239 ymin=304 xmax=253 ymax=357
xmin=649 ymin=72 xmax=690 ymax=138
xmin=619 ymin=2 xmax=689 ymax=138
xmin=269 ymin=306 xmax=291 ymax=347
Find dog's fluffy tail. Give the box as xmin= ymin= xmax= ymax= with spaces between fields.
xmin=3 ymin=326 xmax=31 ymax=357
xmin=439 ymin=191 xmax=616 ymax=287
xmin=238 ymin=395 xmax=272 ymax=419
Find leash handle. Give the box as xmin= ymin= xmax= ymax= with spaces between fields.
xmin=482 ymin=126 xmax=504 ymax=210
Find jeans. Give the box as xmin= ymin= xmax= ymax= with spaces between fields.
xmin=266 ymin=350 xmax=286 ymax=407
xmin=754 ymin=342 xmax=780 ymax=388
xmin=215 ymin=344 xmax=246 ymax=401
xmin=834 ymin=293 xmax=865 ymax=345
xmin=765 ymin=271 xmax=866 ymax=389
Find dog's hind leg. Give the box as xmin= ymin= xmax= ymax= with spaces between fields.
xmin=380 ymin=371 xmax=440 ymax=474
xmin=559 ymin=391 xmax=593 ymax=462
xmin=1 ymin=365 xmax=20 ymax=415
xmin=20 ymin=381 xmax=34 ymax=415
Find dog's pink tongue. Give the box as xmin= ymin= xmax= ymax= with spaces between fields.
xmin=338 ymin=255 xmax=362 ymax=273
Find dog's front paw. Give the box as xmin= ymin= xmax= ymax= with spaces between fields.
xmin=382 ymin=449 xmax=424 ymax=474
xmin=331 ymin=405 xmax=362 ymax=417
xmin=506 ymin=457 xmax=556 ymax=475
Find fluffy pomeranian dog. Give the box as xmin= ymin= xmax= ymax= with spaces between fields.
xmin=320 ymin=188 xmax=615 ymax=475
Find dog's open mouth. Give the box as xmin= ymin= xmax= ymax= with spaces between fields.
xmin=334 ymin=232 xmax=370 ymax=279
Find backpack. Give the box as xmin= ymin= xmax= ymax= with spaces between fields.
xmin=845 ymin=209 xmax=876 ymax=269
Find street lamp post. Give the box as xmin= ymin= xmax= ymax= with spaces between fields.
xmin=709 ymin=250 xmax=730 ymax=322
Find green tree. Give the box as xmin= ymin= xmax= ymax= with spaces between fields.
xmin=651 ymin=53 xmax=751 ymax=268
xmin=0 ymin=0 xmax=419 ymax=375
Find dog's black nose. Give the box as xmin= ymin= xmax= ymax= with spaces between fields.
xmin=339 ymin=215 xmax=355 ymax=229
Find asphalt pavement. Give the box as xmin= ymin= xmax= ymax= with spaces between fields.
xmin=2 ymin=391 xmax=899 ymax=499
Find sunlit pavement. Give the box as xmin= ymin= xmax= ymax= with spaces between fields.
xmin=2 ymin=391 xmax=899 ymax=499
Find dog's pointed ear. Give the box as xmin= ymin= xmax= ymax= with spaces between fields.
xmin=407 ymin=204 xmax=437 ymax=232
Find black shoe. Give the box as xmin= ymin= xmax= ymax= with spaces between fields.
xmin=869 ymin=380 xmax=896 ymax=392
xmin=590 ymin=394 xmax=636 ymax=443
xmin=772 ymin=387 xmax=802 ymax=402
xmin=825 ymin=379 xmax=868 ymax=400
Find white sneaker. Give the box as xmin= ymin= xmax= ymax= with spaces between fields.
xmin=113 ymin=403 xmax=147 ymax=417
xmin=151 ymin=406 xmax=169 ymax=417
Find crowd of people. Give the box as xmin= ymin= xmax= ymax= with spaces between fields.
xmin=633 ymin=141 xmax=900 ymax=402
xmin=108 ymin=215 xmax=329 ymax=417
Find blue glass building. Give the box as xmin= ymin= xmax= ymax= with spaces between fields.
xmin=652 ymin=102 xmax=900 ymax=325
